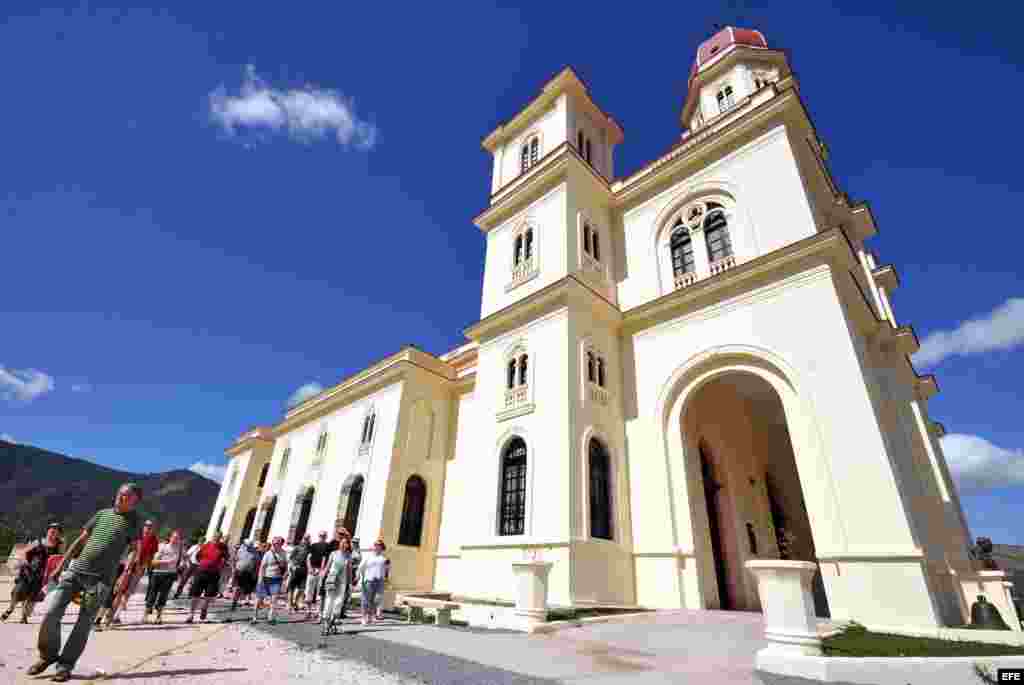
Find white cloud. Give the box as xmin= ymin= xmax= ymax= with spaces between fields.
xmin=287 ymin=382 xmax=324 ymax=409
xmin=0 ymin=433 xmax=15 ymax=444
xmin=71 ymin=383 xmax=92 ymax=393
xmin=190 ymin=461 xmax=227 ymax=483
xmin=209 ymin=65 xmax=377 ymax=149
xmin=914 ymin=297 xmax=1024 ymax=367
xmin=0 ymin=365 xmax=55 ymax=403
xmin=941 ymin=433 xmax=1024 ymax=494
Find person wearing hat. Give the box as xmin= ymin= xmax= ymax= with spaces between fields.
xmin=355 ymin=538 xmax=389 ymax=626
xmin=2 ymin=522 xmax=63 ymax=624
xmin=30 ymin=483 xmax=143 ymax=682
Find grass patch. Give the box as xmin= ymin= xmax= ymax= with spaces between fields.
xmin=823 ymin=623 xmax=1024 ymax=657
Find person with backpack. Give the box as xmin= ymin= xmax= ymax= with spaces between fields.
xmin=287 ymin=534 xmax=311 ymax=611
xmin=143 ymin=530 xmax=183 ymax=624
xmin=252 ymin=536 xmax=289 ymax=625
xmin=225 ymin=538 xmax=260 ymax=618
xmin=2 ymin=523 xmax=63 ymax=624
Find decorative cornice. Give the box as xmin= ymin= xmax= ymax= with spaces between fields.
xmin=623 ymin=228 xmax=857 ymax=335
xmin=225 ymin=426 xmax=275 ymax=457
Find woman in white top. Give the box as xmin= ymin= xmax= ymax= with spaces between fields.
xmin=144 ymin=530 xmax=182 ymax=624
xmin=356 ymin=538 xmax=390 ymax=625
xmin=319 ymin=537 xmax=355 ymax=634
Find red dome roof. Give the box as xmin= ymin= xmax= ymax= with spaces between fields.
xmin=689 ymin=27 xmax=768 ymax=82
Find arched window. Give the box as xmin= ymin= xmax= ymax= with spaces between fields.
xmin=257 ymin=463 xmax=270 ymax=489
xmin=498 ymin=438 xmax=527 ymax=536
xmin=316 ymin=429 xmax=330 ymax=457
xmin=523 ymin=228 xmax=533 ymax=260
xmin=240 ymin=507 xmax=257 ymax=542
xmin=507 ymin=358 xmax=517 ymax=390
xmin=717 ymin=85 xmax=735 ymax=113
xmin=585 ymin=139 xmax=592 ymax=164
xmin=277 ymin=447 xmax=291 ymax=480
xmin=397 ymin=475 xmax=427 ymax=546
xmin=291 ymin=487 xmax=315 ymax=544
xmin=586 ymin=351 xmax=596 ymax=383
xmin=513 ymin=234 xmax=524 ymax=266
xmin=259 ymin=498 xmax=276 ymax=543
xmin=521 ymin=135 xmax=539 ymax=173
xmin=340 ymin=475 xmax=364 ymax=535
xmin=214 ymin=507 xmax=226 ymax=536
xmin=588 ymin=438 xmax=613 ymax=540
xmin=597 ymin=357 xmax=606 ymax=388
xmin=360 ymin=410 xmax=375 ymax=450
xmin=518 ymin=354 xmax=528 ymax=386
xmin=670 ymin=222 xmax=695 ymax=278
xmin=584 ymin=224 xmax=592 ymax=255
xmin=592 ymin=230 xmax=600 ymax=262
xmin=703 ymin=203 xmax=732 ymax=263
xmin=577 ymin=130 xmax=584 ymax=152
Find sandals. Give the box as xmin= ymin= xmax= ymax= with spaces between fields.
xmin=1 ymin=609 xmax=12 ymax=622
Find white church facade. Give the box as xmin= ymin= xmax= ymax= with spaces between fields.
xmin=207 ymin=27 xmax=985 ymax=629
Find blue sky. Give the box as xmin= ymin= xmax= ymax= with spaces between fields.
xmin=1 ymin=3 xmax=1022 ymax=544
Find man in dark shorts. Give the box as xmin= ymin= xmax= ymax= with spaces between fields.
xmin=29 ymin=483 xmax=142 ymax=682
xmin=186 ymin=530 xmax=229 ymax=623
xmin=304 ymin=530 xmax=331 ymax=620
xmin=226 ymin=538 xmax=260 ymax=617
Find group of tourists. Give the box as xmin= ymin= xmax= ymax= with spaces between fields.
xmin=8 ymin=482 xmax=394 ymax=682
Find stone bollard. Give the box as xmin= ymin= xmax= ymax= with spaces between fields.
xmin=511 ymin=560 xmax=553 ymax=623
xmin=745 ymin=560 xmax=822 ymax=656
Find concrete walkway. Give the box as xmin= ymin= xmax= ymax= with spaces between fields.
xmin=1 ymin=576 xmax=768 ymax=683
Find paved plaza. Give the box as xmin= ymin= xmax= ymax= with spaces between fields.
xmin=1 ymin=577 xmax=768 ymax=684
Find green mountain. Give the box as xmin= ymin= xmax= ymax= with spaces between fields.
xmin=0 ymin=439 xmax=220 ymax=547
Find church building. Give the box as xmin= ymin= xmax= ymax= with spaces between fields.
xmin=207 ymin=27 xmax=980 ymax=629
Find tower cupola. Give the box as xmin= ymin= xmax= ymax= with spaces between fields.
xmin=680 ymin=27 xmax=790 ymax=133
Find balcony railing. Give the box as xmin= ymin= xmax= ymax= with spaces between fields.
xmin=674 ymin=271 xmax=697 ymax=289
xmin=505 ymin=385 xmax=529 ymax=409
xmin=709 ymin=255 xmax=736 ymax=276
xmin=508 ymin=258 xmax=538 ymax=290
xmin=588 ymin=384 xmax=610 ymax=406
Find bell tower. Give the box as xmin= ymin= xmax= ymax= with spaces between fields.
xmin=680 ymin=27 xmax=792 ymax=134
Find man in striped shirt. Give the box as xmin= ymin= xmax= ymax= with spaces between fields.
xmin=29 ymin=483 xmax=143 ymax=683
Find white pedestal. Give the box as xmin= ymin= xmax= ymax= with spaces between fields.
xmin=745 ymin=560 xmax=823 ymax=656
xmin=511 ymin=561 xmax=553 ymax=622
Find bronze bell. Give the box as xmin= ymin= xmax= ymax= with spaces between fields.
xmin=970 ymin=595 xmax=1010 ymax=630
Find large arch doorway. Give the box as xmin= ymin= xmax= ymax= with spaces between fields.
xmin=683 ymin=370 xmax=829 ymax=616
xmin=291 ymin=487 xmax=315 ymax=544
xmin=259 ymin=497 xmax=277 ymax=543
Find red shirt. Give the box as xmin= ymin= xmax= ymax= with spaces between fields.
xmin=196 ymin=541 xmax=229 ymax=573
xmin=138 ymin=533 xmax=159 ymax=566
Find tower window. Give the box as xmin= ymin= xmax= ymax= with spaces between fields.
xmin=521 ymin=135 xmax=540 ymax=173
xmin=359 ymin=410 xmax=376 ymax=451
xmin=670 ymin=222 xmax=695 ymax=277
xmin=585 ymin=139 xmax=592 ymax=164
xmin=524 ymin=228 xmax=533 ymax=260
xmin=518 ymin=353 xmax=528 ymax=386
xmin=704 ymin=204 xmax=733 ymax=263
xmin=278 ymin=447 xmax=291 ymax=480
xmin=507 ymin=358 xmax=517 ymax=390
xmin=316 ymin=430 xmax=329 ymax=456
xmin=586 ymin=351 xmax=595 ymax=383
xmin=584 ymin=224 xmax=592 ymax=256
xmin=514 ymin=234 xmax=524 ymax=266
xmin=588 ymin=438 xmax=613 ymax=540
xmin=597 ymin=357 xmax=606 ymax=388
xmin=577 ymin=130 xmax=584 ymax=152
xmin=716 ymin=85 xmax=735 ymax=113
xmin=498 ymin=438 xmax=527 ymax=536
xmin=257 ymin=462 xmax=270 ymax=488
xmin=592 ymin=231 xmax=600 ymax=262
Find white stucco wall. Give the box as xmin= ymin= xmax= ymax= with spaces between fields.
xmin=491 ymin=96 xmax=568 ymax=194
xmin=616 ymin=125 xmax=819 ymax=311
xmin=266 ymin=382 xmax=404 ymax=545
xmin=480 ymin=184 xmax=567 ymax=319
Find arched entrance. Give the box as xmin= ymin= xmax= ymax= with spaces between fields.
xmin=683 ymin=370 xmax=829 ymax=616
xmin=259 ymin=497 xmax=277 ymax=543
xmin=337 ymin=475 xmax=364 ymax=536
xmin=290 ymin=487 xmax=315 ymax=544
